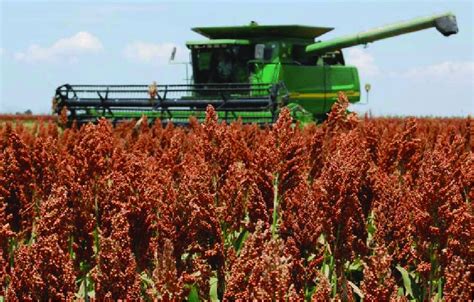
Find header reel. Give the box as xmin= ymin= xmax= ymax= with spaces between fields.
xmin=53 ymin=82 xmax=288 ymax=126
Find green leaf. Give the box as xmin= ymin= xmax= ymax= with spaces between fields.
xmin=28 ymin=220 xmax=37 ymax=245
xmin=397 ymin=287 xmax=404 ymax=297
xmin=75 ymin=280 xmax=85 ymax=299
xmin=367 ymin=221 xmax=376 ymax=235
xmin=271 ymin=173 xmax=279 ymax=238
xmin=93 ymin=226 xmax=100 ymax=255
xmin=432 ymin=278 xmax=443 ymax=302
xmin=181 ymin=252 xmax=190 ymax=262
xmin=75 ymin=275 xmax=95 ymax=300
xmin=233 ymin=230 xmax=248 ymax=254
xmin=209 ymin=277 xmax=219 ymax=302
xmin=140 ymin=271 xmax=157 ymax=297
xmin=304 ymin=285 xmax=316 ymax=301
xmin=396 ymin=265 xmax=414 ymax=298
xmin=348 ymin=259 xmax=363 ymax=272
xmin=140 ymin=272 xmax=154 ymax=287
xmin=317 ymin=233 xmax=326 ymax=245
xmin=188 ymin=284 xmax=200 ymax=302
xmin=348 ymin=281 xmax=364 ymax=299
xmin=322 ymin=262 xmax=331 ymax=279
xmin=286 ymin=103 xmax=314 ymax=125
xmin=88 ymin=290 xmax=95 ymax=299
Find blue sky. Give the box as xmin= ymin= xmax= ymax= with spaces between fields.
xmin=1 ymin=0 xmax=473 ymax=116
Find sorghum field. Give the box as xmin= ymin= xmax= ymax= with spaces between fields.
xmin=0 ymin=95 xmax=472 ymax=300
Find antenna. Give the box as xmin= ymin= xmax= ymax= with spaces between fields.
xmin=170 ymin=46 xmax=177 ymax=62
xmin=168 ymin=46 xmax=191 ymax=85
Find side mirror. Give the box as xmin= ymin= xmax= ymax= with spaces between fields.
xmin=255 ymin=44 xmax=265 ymax=60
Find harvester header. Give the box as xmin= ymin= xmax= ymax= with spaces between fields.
xmin=53 ymin=12 xmax=458 ymax=126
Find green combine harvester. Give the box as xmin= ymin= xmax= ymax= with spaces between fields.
xmin=53 ymin=12 xmax=458 ymax=125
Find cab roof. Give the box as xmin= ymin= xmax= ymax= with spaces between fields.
xmin=186 ymin=39 xmax=250 ymax=48
xmin=192 ymin=24 xmax=334 ymax=40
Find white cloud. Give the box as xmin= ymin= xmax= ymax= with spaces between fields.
xmin=346 ymin=48 xmax=380 ymax=76
xmin=0 ymin=48 xmax=3 ymax=56
xmin=123 ymin=42 xmax=187 ymax=64
xmin=14 ymin=32 xmax=103 ymax=63
xmin=400 ymin=61 xmax=474 ymax=82
xmin=345 ymin=48 xmax=473 ymax=85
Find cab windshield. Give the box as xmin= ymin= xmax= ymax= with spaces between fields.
xmin=191 ymin=45 xmax=252 ymax=84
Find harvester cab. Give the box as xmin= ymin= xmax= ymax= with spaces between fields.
xmin=53 ymin=12 xmax=458 ymax=126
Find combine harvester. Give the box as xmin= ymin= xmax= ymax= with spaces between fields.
xmin=53 ymin=12 xmax=458 ymax=125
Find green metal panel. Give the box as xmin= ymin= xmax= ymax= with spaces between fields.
xmin=325 ymin=66 xmax=360 ymax=108
xmin=192 ymin=24 xmax=333 ymax=40
xmin=250 ymin=63 xmax=280 ymax=87
xmin=85 ymin=109 xmax=274 ymax=124
xmin=280 ymin=65 xmax=327 ymax=115
xmin=281 ymin=66 xmax=327 ymax=92
xmin=306 ymin=12 xmax=458 ymax=54
xmin=279 ymin=65 xmax=360 ymax=115
xmin=186 ymin=39 xmax=250 ymax=47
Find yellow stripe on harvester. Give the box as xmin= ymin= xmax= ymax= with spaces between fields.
xmin=289 ymin=91 xmax=360 ymax=99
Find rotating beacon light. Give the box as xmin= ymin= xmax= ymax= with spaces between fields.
xmin=365 ymin=83 xmax=371 ymax=104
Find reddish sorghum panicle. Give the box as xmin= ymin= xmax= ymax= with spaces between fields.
xmin=0 ymin=108 xmax=470 ymax=299
xmin=0 ymin=124 xmax=34 ymax=235
xmin=443 ymin=255 xmax=473 ymax=300
xmin=361 ymin=246 xmax=397 ymax=300
xmin=151 ymin=238 xmax=185 ymax=300
xmin=0 ymin=193 xmax=13 ymax=296
xmin=93 ymin=209 xmax=141 ymax=300
xmin=225 ymin=221 xmax=298 ymax=300
xmin=7 ymin=234 xmax=76 ymax=300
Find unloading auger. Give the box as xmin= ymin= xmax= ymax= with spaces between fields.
xmin=53 ymin=12 xmax=458 ymax=126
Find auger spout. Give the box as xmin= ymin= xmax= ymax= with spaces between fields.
xmin=305 ymin=12 xmax=458 ymax=55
